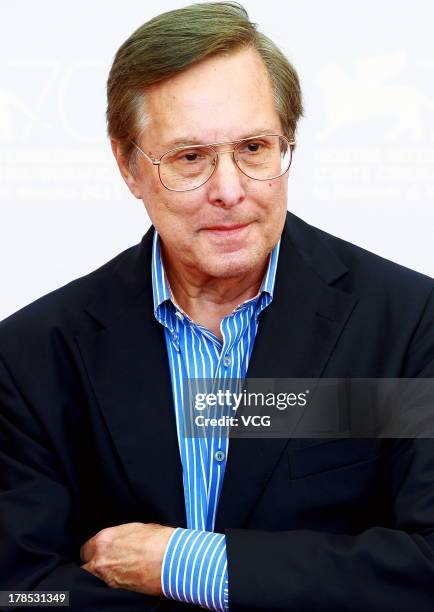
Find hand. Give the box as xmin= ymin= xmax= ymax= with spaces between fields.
xmin=80 ymin=522 xmax=175 ymax=595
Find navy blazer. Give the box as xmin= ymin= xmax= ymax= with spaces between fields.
xmin=0 ymin=212 xmax=433 ymax=611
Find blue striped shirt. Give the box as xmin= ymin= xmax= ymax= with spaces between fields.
xmin=152 ymin=231 xmax=280 ymax=610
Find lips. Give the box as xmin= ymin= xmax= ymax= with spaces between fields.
xmin=202 ymin=222 xmax=253 ymax=250
xmin=203 ymin=223 xmax=250 ymax=232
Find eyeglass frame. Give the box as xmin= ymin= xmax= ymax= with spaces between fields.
xmin=130 ymin=133 xmax=296 ymax=192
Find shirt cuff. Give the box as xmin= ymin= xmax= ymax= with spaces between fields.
xmin=161 ymin=527 xmax=229 ymax=611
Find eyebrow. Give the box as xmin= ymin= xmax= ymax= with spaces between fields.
xmin=163 ymin=128 xmax=278 ymax=149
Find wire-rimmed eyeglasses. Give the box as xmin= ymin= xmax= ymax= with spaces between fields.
xmin=131 ymin=133 xmax=295 ymax=192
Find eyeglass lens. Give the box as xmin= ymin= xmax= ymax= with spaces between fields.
xmin=159 ymin=135 xmax=292 ymax=191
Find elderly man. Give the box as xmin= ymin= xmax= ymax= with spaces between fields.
xmin=1 ymin=3 xmax=434 ymax=611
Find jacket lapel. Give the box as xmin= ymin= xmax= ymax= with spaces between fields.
xmin=76 ymin=228 xmax=186 ymax=528
xmin=215 ymin=214 xmax=358 ymax=531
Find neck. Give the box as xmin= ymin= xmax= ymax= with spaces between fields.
xmin=160 ymin=245 xmax=269 ymax=339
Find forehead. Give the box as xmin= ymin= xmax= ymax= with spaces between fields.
xmin=143 ymin=47 xmax=281 ymax=149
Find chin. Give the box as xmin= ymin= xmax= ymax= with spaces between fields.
xmin=200 ymin=249 xmax=265 ymax=279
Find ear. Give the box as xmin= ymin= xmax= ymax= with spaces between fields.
xmin=110 ymin=138 xmax=142 ymax=199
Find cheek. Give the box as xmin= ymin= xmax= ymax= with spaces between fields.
xmin=260 ymin=178 xmax=287 ymax=207
xmin=157 ymin=187 xmax=204 ymax=215
xmin=144 ymin=181 xmax=192 ymax=221
xmin=148 ymin=194 xmax=204 ymax=241
xmin=260 ymin=180 xmax=288 ymax=231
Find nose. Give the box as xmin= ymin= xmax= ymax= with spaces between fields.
xmin=206 ymin=151 xmax=246 ymax=208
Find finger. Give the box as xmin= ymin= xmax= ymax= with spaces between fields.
xmin=80 ymin=562 xmax=95 ymax=575
xmin=80 ymin=538 xmax=95 ymax=563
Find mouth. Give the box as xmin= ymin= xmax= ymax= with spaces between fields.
xmin=203 ymin=222 xmax=251 ymax=236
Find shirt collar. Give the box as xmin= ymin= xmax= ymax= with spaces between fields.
xmin=151 ymin=229 xmax=280 ymax=316
xmin=151 ymin=230 xmax=172 ymax=314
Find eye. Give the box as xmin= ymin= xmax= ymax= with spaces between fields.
xmin=246 ymin=142 xmax=262 ymax=152
xmin=184 ymin=152 xmax=199 ymax=161
xmin=171 ymin=149 xmax=207 ymax=164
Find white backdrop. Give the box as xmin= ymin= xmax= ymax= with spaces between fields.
xmin=1 ymin=0 xmax=433 ymax=320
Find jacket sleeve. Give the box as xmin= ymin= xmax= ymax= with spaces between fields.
xmin=225 ymin=288 xmax=434 ymax=611
xmin=0 ymin=354 xmax=163 ymax=612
